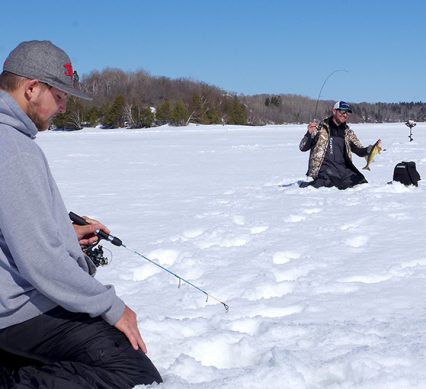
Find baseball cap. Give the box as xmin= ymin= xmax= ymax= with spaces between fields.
xmin=3 ymin=40 xmax=91 ymax=100
xmin=333 ymin=101 xmax=352 ymax=113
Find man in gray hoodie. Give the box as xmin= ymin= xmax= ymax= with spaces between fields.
xmin=0 ymin=41 xmax=162 ymax=388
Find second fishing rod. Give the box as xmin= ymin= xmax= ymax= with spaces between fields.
xmin=312 ymin=69 xmax=348 ymax=122
xmin=69 ymin=212 xmax=229 ymax=312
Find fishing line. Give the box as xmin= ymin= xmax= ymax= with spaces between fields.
xmin=69 ymin=212 xmax=229 ymax=312
xmin=312 ymin=69 xmax=348 ymax=120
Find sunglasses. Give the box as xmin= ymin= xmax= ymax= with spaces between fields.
xmin=337 ymin=110 xmax=350 ymax=116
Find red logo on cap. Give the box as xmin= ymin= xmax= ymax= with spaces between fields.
xmin=64 ymin=63 xmax=73 ymax=79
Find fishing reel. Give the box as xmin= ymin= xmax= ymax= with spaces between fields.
xmin=83 ymin=242 xmax=111 ymax=267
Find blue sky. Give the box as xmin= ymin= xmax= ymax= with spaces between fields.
xmin=1 ymin=0 xmax=425 ymax=103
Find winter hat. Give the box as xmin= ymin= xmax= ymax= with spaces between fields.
xmin=333 ymin=101 xmax=352 ymax=113
xmin=3 ymin=40 xmax=91 ymax=100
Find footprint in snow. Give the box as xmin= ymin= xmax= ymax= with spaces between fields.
xmin=242 ymin=281 xmax=294 ymax=301
xmin=182 ymin=228 xmax=204 ymax=239
xmin=284 ymin=214 xmax=306 ymax=223
xmin=340 ymin=217 xmax=369 ymax=231
xmin=250 ymin=226 xmax=269 ymax=234
xmin=303 ymin=208 xmax=322 ymax=215
xmin=345 ymin=235 xmax=369 ymax=248
xmin=339 ymin=259 xmax=426 ymax=285
xmin=399 ymin=258 xmax=426 ymax=269
xmin=228 ymin=318 xmax=260 ymax=336
xmin=340 ymin=223 xmax=356 ymax=231
xmin=132 ymin=264 xmax=160 ymax=281
xmin=232 ymin=215 xmax=245 ymax=225
xmin=248 ymin=304 xmax=304 ymax=318
xmin=272 ymin=251 xmax=301 ymax=264
xmin=185 ymin=335 xmax=260 ymax=369
xmin=315 ymin=283 xmax=360 ymax=294
xmin=217 ymin=200 xmax=230 ymax=205
xmin=196 ymin=235 xmax=249 ymax=249
xmin=196 ymin=211 xmax=222 ymax=218
xmin=146 ymin=248 xmax=179 ymax=266
xmin=387 ymin=212 xmax=410 ymax=220
xmin=274 ymin=265 xmax=314 ymax=282
xmin=220 ymin=237 xmax=249 ymax=247
xmin=339 ymin=273 xmax=393 ymax=284
xmin=132 ymin=248 xmax=180 ymax=281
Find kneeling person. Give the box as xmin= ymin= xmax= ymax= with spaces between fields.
xmin=0 ymin=40 xmax=162 ymax=388
xmin=300 ymin=101 xmax=372 ymax=190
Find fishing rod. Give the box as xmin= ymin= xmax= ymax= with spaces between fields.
xmin=312 ymin=69 xmax=348 ymax=120
xmin=69 ymin=212 xmax=229 ymax=312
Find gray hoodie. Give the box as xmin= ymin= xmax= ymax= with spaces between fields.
xmin=0 ymin=91 xmax=125 ymax=328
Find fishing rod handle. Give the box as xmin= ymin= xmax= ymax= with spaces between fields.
xmin=69 ymin=211 xmax=89 ymax=226
xmin=69 ymin=211 xmax=123 ymax=246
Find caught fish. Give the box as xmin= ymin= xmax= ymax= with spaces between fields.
xmin=363 ymin=139 xmax=382 ymax=171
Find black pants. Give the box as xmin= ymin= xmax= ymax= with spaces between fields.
xmin=0 ymin=307 xmax=162 ymax=388
xmin=307 ymin=171 xmax=367 ymax=190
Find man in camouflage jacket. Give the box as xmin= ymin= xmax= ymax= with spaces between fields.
xmin=299 ymin=101 xmax=374 ymax=189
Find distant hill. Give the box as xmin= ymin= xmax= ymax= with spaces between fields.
xmin=53 ymin=69 xmax=426 ymax=130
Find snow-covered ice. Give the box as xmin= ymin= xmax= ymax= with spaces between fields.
xmin=38 ymin=122 xmax=426 ymax=388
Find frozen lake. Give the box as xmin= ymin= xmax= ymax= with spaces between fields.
xmin=38 ymin=122 xmax=426 ymax=388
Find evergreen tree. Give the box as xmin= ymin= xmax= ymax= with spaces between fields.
xmin=84 ymin=106 xmax=101 ymax=127
xmin=225 ymin=97 xmax=248 ymax=125
xmin=155 ymin=100 xmax=172 ymax=125
xmin=189 ymin=94 xmax=209 ymax=124
xmin=171 ymin=100 xmax=189 ymax=126
xmin=52 ymin=97 xmax=84 ymax=130
xmin=140 ymin=107 xmax=155 ymax=128
xmin=206 ymin=106 xmax=221 ymax=124
xmin=102 ymin=95 xmax=125 ymax=128
xmin=130 ymin=106 xmax=154 ymax=128
xmin=52 ymin=112 xmax=67 ymax=129
xmin=271 ymin=95 xmax=281 ymax=107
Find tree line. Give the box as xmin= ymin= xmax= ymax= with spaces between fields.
xmin=53 ymin=69 xmax=426 ymax=130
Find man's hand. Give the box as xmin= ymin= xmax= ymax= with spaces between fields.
xmin=307 ymin=121 xmax=319 ymax=135
xmin=73 ymin=216 xmax=111 ymax=247
xmin=114 ymin=305 xmax=147 ymax=353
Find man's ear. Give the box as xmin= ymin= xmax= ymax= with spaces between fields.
xmin=23 ymin=79 xmax=41 ymax=101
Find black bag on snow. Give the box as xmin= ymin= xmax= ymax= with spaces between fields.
xmin=393 ymin=161 xmax=421 ymax=186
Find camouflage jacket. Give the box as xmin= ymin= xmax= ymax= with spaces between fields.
xmin=299 ymin=117 xmax=370 ymax=179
